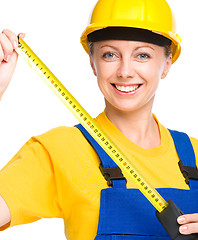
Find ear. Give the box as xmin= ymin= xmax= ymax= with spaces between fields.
xmin=89 ymin=55 xmax=97 ymax=76
xmin=161 ymin=54 xmax=172 ymax=79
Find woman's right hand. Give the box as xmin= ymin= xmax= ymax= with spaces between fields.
xmin=0 ymin=29 xmax=25 ymax=100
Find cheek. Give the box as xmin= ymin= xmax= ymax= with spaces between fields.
xmin=96 ymin=75 xmax=109 ymax=94
xmin=95 ymin=61 xmax=117 ymax=82
xmin=140 ymin=61 xmax=164 ymax=83
xmin=91 ymin=59 xmax=115 ymax=95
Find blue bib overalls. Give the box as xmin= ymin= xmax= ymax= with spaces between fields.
xmin=76 ymin=124 xmax=198 ymax=239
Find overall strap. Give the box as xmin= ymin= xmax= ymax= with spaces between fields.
xmin=75 ymin=124 xmax=127 ymax=188
xmin=168 ymin=129 xmax=198 ymax=189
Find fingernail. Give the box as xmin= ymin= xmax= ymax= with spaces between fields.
xmin=178 ymin=216 xmax=185 ymax=224
xmin=180 ymin=225 xmax=188 ymax=233
xmin=13 ymin=41 xmax=18 ymax=49
xmin=19 ymin=33 xmax=25 ymax=39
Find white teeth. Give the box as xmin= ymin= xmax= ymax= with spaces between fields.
xmin=115 ymin=84 xmax=140 ymax=93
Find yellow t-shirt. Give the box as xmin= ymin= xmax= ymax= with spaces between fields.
xmin=0 ymin=112 xmax=198 ymax=240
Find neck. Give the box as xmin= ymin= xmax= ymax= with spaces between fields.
xmin=105 ymin=105 xmax=161 ymax=149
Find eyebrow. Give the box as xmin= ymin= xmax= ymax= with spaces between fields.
xmin=134 ymin=45 xmax=155 ymax=51
xmin=100 ymin=45 xmax=119 ymax=51
xmin=99 ymin=44 xmax=155 ymax=51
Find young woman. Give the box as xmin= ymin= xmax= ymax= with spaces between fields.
xmin=0 ymin=0 xmax=198 ymax=239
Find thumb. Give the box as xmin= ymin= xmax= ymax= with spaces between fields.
xmin=18 ymin=33 xmax=26 ymax=40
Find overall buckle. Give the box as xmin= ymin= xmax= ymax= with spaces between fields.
xmin=178 ymin=160 xmax=198 ymax=185
xmin=99 ymin=163 xmax=126 ymax=187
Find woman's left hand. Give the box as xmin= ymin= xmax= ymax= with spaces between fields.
xmin=178 ymin=214 xmax=198 ymax=234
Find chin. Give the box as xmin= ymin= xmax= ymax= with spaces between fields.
xmin=108 ymin=102 xmax=141 ymax=113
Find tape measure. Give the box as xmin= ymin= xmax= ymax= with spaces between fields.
xmin=16 ymin=36 xmax=168 ymax=213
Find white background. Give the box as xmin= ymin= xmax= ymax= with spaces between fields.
xmin=0 ymin=0 xmax=198 ymax=239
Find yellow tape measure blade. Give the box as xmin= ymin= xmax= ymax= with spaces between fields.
xmin=16 ymin=36 xmax=168 ymax=213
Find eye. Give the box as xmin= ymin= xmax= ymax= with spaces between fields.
xmin=102 ymin=51 xmax=117 ymax=60
xmin=137 ymin=53 xmax=150 ymax=60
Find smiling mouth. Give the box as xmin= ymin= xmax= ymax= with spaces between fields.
xmin=112 ymin=84 xmax=142 ymax=93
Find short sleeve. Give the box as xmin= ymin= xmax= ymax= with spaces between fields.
xmin=0 ymin=138 xmax=63 ymax=229
xmin=190 ymin=137 xmax=198 ymax=167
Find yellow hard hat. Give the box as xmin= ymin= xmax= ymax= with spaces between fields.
xmin=80 ymin=0 xmax=181 ymax=63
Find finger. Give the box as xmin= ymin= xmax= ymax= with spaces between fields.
xmin=179 ymin=222 xmax=198 ymax=235
xmin=2 ymin=29 xmax=18 ymax=49
xmin=9 ymin=50 xmax=18 ymax=68
xmin=0 ymin=44 xmax=4 ymax=63
xmin=178 ymin=213 xmax=198 ymax=224
xmin=0 ymin=33 xmax=13 ymax=62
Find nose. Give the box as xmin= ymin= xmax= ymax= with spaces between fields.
xmin=117 ymin=57 xmax=135 ymax=80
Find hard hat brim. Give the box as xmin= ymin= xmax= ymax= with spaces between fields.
xmin=81 ymin=25 xmax=181 ymax=64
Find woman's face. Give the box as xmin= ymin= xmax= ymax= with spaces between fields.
xmin=90 ymin=40 xmax=172 ymax=114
